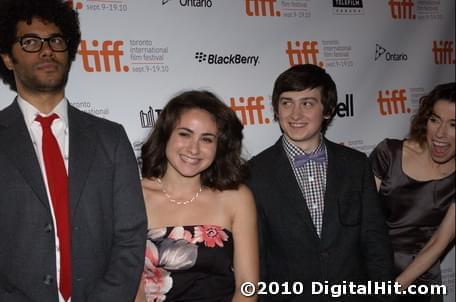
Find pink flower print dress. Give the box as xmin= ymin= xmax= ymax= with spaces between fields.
xmin=142 ymin=225 xmax=234 ymax=302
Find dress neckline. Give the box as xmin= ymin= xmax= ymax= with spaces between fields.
xmin=399 ymin=139 xmax=455 ymax=183
xmin=148 ymin=224 xmax=233 ymax=234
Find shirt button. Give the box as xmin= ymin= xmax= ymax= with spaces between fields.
xmin=43 ymin=274 xmax=54 ymax=285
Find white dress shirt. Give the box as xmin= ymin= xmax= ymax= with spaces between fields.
xmin=18 ymin=96 xmax=70 ymax=302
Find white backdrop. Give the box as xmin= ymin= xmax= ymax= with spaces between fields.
xmin=1 ymin=0 xmax=455 ymax=299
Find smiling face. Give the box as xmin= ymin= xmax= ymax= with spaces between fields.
xmin=165 ymin=109 xmax=218 ymax=179
xmin=277 ymin=88 xmax=329 ymax=152
xmin=0 ymin=17 xmax=69 ymax=97
xmin=426 ymin=99 xmax=455 ymax=164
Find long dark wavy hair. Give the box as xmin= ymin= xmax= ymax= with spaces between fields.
xmin=0 ymin=0 xmax=81 ymax=91
xmin=141 ymin=90 xmax=247 ymax=190
xmin=409 ymin=82 xmax=455 ymax=146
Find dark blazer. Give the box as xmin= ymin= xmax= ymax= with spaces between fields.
xmin=247 ymin=137 xmax=395 ymax=302
xmin=0 ymin=100 xmax=147 ymax=302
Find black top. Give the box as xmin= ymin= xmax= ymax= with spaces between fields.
xmin=370 ymin=138 xmax=454 ymax=284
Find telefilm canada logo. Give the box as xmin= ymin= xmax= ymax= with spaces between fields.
xmin=375 ymin=44 xmax=408 ymax=62
xmin=332 ymin=0 xmax=364 ymax=15
xmin=162 ymin=0 xmax=213 ymax=8
xmin=195 ymin=51 xmax=260 ymax=66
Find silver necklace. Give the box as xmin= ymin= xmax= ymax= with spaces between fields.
xmin=157 ymin=178 xmax=202 ymax=205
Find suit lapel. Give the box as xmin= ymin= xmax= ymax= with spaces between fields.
xmin=67 ymin=105 xmax=97 ymax=217
xmin=320 ymin=139 xmax=345 ymax=245
xmin=0 ymin=100 xmax=50 ymax=210
xmin=271 ymin=139 xmax=320 ymax=241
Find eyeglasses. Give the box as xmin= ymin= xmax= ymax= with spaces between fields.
xmin=16 ymin=35 xmax=69 ymax=53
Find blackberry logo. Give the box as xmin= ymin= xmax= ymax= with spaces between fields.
xmin=195 ymin=52 xmax=208 ymax=62
xmin=375 ymin=44 xmax=407 ymax=61
xmin=194 ymin=51 xmax=260 ymax=66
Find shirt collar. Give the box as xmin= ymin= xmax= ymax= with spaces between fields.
xmin=17 ymin=96 xmax=68 ymax=128
xmin=282 ymin=134 xmax=326 ymax=161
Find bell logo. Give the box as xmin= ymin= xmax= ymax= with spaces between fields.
xmin=79 ymin=40 xmax=129 ymax=72
xmin=245 ymin=0 xmax=280 ymax=16
xmin=377 ymin=89 xmax=411 ymax=116
xmin=336 ymin=94 xmax=354 ymax=118
xmin=65 ymin=0 xmax=83 ymax=10
xmin=229 ymin=96 xmax=270 ymax=125
xmin=286 ymin=41 xmax=324 ymax=67
xmin=432 ymin=41 xmax=455 ymax=65
xmin=388 ymin=0 xmax=415 ymax=19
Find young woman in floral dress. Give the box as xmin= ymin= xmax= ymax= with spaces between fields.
xmin=135 ymin=90 xmax=259 ymax=302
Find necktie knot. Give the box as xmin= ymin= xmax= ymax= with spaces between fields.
xmin=293 ymin=149 xmax=326 ymax=168
xmin=36 ymin=113 xmax=59 ymax=129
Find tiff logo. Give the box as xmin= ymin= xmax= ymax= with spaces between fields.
xmin=388 ymin=0 xmax=415 ymax=19
xmin=229 ymin=96 xmax=270 ymax=125
xmin=432 ymin=41 xmax=455 ymax=65
xmin=140 ymin=106 xmax=162 ymax=128
xmin=377 ymin=89 xmax=411 ymax=116
xmin=79 ymin=40 xmax=129 ymax=72
xmin=66 ymin=0 xmax=83 ymax=10
xmin=245 ymin=0 xmax=280 ymax=16
xmin=286 ymin=41 xmax=324 ymax=67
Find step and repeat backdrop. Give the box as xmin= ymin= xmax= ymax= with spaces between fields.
xmin=1 ymin=0 xmax=455 ymax=298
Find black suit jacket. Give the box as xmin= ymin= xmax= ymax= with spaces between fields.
xmin=0 ymin=100 xmax=147 ymax=302
xmin=247 ymin=137 xmax=395 ymax=302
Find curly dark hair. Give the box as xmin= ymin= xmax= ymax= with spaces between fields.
xmin=141 ymin=90 xmax=247 ymax=191
xmin=409 ymin=82 xmax=456 ymax=145
xmin=0 ymin=0 xmax=81 ymax=91
xmin=272 ymin=64 xmax=338 ymax=134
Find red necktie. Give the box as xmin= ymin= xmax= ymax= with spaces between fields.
xmin=36 ymin=114 xmax=72 ymax=301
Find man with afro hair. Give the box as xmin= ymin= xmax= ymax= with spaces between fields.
xmin=0 ymin=1 xmax=147 ymax=301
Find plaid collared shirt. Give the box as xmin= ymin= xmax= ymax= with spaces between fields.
xmin=283 ymin=136 xmax=328 ymax=237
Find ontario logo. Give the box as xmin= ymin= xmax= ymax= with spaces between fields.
xmin=195 ymin=51 xmax=260 ymax=66
xmin=375 ymin=44 xmax=408 ymax=62
xmin=162 ymin=0 xmax=213 ymax=7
